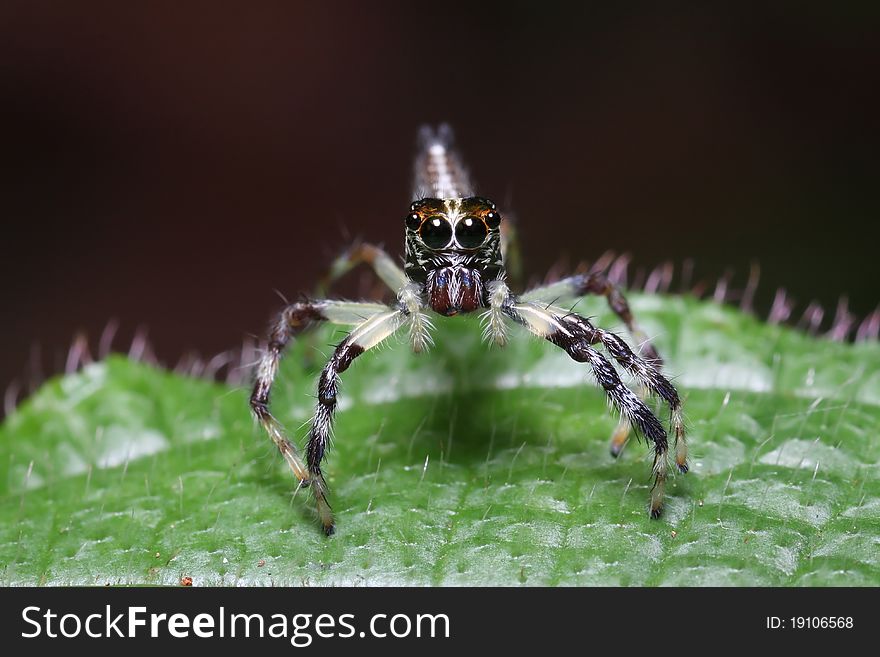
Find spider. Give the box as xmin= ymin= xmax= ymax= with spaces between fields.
xmin=250 ymin=125 xmax=689 ymax=535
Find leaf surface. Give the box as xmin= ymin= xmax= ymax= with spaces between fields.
xmin=2 ymin=295 xmax=878 ymax=585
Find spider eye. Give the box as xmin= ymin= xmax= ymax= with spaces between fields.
xmin=485 ymin=210 xmax=501 ymax=229
xmin=419 ymin=216 xmax=453 ymax=249
xmin=405 ymin=212 xmax=421 ymax=230
xmin=455 ymin=216 xmax=488 ymax=249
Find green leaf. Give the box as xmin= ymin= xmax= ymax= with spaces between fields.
xmin=2 ymin=294 xmax=878 ymax=585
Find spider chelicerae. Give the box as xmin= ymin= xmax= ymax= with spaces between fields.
xmin=250 ymin=125 xmax=689 ymax=535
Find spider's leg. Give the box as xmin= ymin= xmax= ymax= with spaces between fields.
xmin=520 ymin=270 xmax=660 ymax=363
xmin=305 ymin=244 xmax=409 ymax=368
xmin=249 ymin=300 xmax=391 ymax=517
xmin=307 ymin=307 xmax=412 ymax=535
xmin=522 ymin=271 xmax=677 ymax=460
xmin=561 ymin=312 xmax=688 ymax=475
xmin=319 ymin=243 xmax=408 ymax=297
xmin=579 ymin=270 xmax=662 ymax=364
xmin=502 ymin=300 xmax=673 ymax=518
xmin=609 ymin=388 xmax=649 ymax=457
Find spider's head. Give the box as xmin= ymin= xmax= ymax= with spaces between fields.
xmin=404 ymin=195 xmax=504 ymax=308
xmin=404 ymin=196 xmax=502 ymax=266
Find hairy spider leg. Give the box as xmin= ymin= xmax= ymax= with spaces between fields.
xmin=306 ymin=308 xmax=411 ymax=534
xmin=250 ymin=300 xmax=399 ymax=531
xmin=500 ymin=297 xmax=685 ymax=517
xmin=521 ymin=270 xmax=660 ymax=362
xmin=608 ymin=391 xmax=648 ymax=458
xmin=319 ymin=243 xmax=409 ymax=298
xmin=317 ymin=239 xmax=433 ymax=354
xmin=558 ymin=310 xmax=688 ymax=477
xmin=521 ymin=270 xmax=669 ymax=458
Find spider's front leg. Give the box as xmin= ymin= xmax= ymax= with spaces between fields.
xmin=522 ymin=270 xmax=664 ymax=457
xmin=491 ymin=281 xmax=687 ymax=517
xmin=250 ymin=299 xmax=402 ymax=534
xmin=521 ymin=269 xmax=659 ymax=361
xmin=305 ymin=307 xmax=411 ymax=534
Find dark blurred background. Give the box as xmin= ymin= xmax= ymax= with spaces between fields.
xmin=2 ymin=2 xmax=878 ymax=394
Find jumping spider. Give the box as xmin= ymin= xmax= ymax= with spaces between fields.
xmin=250 ymin=125 xmax=689 ymax=535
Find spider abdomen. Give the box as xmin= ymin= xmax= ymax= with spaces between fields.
xmin=426 ymin=266 xmax=484 ymax=316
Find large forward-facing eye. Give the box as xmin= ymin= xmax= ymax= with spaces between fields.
xmin=455 ymin=216 xmax=488 ymax=249
xmin=420 ymin=216 xmax=453 ymax=249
